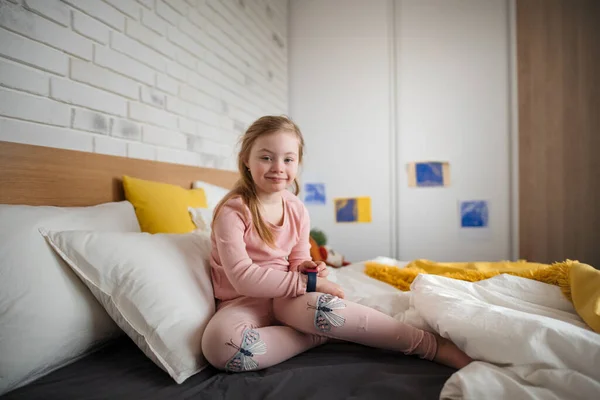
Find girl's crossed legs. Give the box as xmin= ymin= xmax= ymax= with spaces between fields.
xmin=201 ymin=293 xmax=471 ymax=372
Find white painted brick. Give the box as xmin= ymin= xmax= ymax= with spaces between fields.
xmin=167 ymin=25 xmax=207 ymax=59
xmin=140 ymin=86 xmax=166 ymax=108
xmin=94 ymin=135 xmax=127 ymax=156
xmin=178 ymin=116 xmax=196 ymax=135
xmin=227 ymin=105 xmax=256 ymax=127
xmin=0 ymin=29 xmax=67 ymax=75
xmin=72 ymin=107 xmax=109 ymax=134
xmin=70 ymin=58 xmax=139 ymax=99
xmin=217 ymin=114 xmax=234 ymax=130
xmin=180 ymin=85 xmax=221 ymax=112
xmin=111 ymin=117 xmax=141 ymax=140
xmin=165 ymin=95 xmax=190 ymax=117
xmin=0 ymin=59 xmax=49 ymax=96
xmin=72 ymin=10 xmax=110 ymax=44
xmin=166 ymin=61 xmax=188 ymax=82
xmin=103 ymin=0 xmax=140 ymax=20
xmin=188 ymin=136 xmax=232 ymax=157
xmin=186 ymin=101 xmax=222 ymax=127
xmin=129 ymin=102 xmax=177 ymax=129
xmin=187 ymin=70 xmax=222 ymax=99
xmin=94 ymin=45 xmax=155 ymax=85
xmin=62 ymin=0 xmax=125 ymax=31
xmin=216 ymin=57 xmax=244 ymax=84
xmin=0 ymin=0 xmax=289 ymax=168
xmin=181 ymin=21 xmax=240 ymax=77
xmin=0 ymin=118 xmax=94 ymax=152
xmin=156 ymin=147 xmax=201 ymax=166
xmin=135 ymin=0 xmax=153 ymax=9
xmin=110 ymin=32 xmax=166 ymax=71
xmin=127 ymin=141 xmax=156 ymax=160
xmin=23 ymin=0 xmax=69 ymax=27
xmin=175 ymin=48 xmax=196 ymax=70
xmin=0 ymin=5 xmax=93 ymax=60
xmin=141 ymin=8 xmax=167 ymax=36
xmin=196 ymin=59 xmax=221 ymax=82
xmin=156 ymin=0 xmax=179 ymax=25
xmin=196 ymin=120 xmax=219 ymax=139
xmin=51 ymin=77 xmax=127 ymax=116
xmin=216 ymin=0 xmax=285 ymax=69
xmin=163 ymin=0 xmax=188 ymax=15
xmin=178 ymin=17 xmax=209 ymax=48
xmin=142 ymin=125 xmax=187 ymax=149
xmin=0 ymin=88 xmax=70 ymax=126
xmin=156 ymin=74 xmax=178 ymax=95
xmin=188 ymin=8 xmax=212 ymax=33
xmin=126 ymin=19 xmax=174 ymax=58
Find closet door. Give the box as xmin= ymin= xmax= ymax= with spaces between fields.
xmin=518 ymin=0 xmax=600 ymax=265
xmin=395 ymin=0 xmax=512 ymax=262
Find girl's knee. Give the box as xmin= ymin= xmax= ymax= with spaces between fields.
xmin=202 ymin=324 xmax=265 ymax=372
xmin=274 ymin=293 xmax=348 ymax=335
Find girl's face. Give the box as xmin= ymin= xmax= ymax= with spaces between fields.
xmin=246 ymin=130 xmax=300 ymax=198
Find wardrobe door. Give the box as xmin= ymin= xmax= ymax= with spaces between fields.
xmin=518 ymin=0 xmax=600 ymax=265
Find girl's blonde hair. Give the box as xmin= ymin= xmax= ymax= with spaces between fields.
xmin=212 ymin=115 xmax=305 ymax=247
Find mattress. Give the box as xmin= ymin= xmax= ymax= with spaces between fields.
xmin=3 ymin=260 xmax=455 ymax=399
xmin=2 ymin=337 xmax=454 ymax=400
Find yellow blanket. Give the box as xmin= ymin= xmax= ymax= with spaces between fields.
xmin=364 ymin=259 xmax=600 ymax=333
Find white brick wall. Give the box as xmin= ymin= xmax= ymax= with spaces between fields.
xmin=0 ymin=0 xmax=288 ymax=170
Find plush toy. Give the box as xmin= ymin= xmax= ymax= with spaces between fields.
xmin=309 ymin=228 xmax=351 ymax=268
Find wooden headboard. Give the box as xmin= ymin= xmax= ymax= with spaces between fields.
xmin=0 ymin=141 xmax=239 ymax=207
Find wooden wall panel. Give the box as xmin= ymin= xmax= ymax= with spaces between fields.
xmin=517 ymin=0 xmax=600 ymax=265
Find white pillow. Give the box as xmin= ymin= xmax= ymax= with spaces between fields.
xmin=192 ymin=180 xmax=230 ymax=210
xmin=41 ymin=230 xmax=216 ymax=384
xmin=188 ymin=206 xmax=213 ymax=233
xmin=0 ymin=201 xmax=140 ymax=395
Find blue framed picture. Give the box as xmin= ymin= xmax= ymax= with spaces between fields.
xmin=407 ymin=161 xmax=450 ymax=187
xmin=416 ymin=162 xmax=444 ymax=186
xmin=460 ymin=200 xmax=489 ymax=228
xmin=304 ymin=183 xmax=326 ymax=205
xmin=335 ymin=198 xmax=356 ymax=222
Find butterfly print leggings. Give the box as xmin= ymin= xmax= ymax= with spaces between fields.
xmin=201 ymin=293 xmax=437 ymax=372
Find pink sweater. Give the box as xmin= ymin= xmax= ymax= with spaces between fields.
xmin=209 ymin=190 xmax=311 ymax=301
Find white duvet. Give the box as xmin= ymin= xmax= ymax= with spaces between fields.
xmin=329 ymin=260 xmax=600 ymax=400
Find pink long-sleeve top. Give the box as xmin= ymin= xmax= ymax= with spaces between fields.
xmin=209 ymin=190 xmax=312 ymax=301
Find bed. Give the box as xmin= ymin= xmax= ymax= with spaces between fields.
xmin=0 ymin=140 xmax=455 ymax=400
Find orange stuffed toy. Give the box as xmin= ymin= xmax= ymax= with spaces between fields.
xmin=309 ymin=229 xmax=350 ymax=268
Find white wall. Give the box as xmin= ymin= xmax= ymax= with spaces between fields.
xmin=0 ymin=0 xmax=288 ymax=170
xmin=289 ymin=0 xmax=512 ymax=263
xmin=288 ymin=0 xmax=394 ymax=263
xmin=396 ymin=0 xmax=511 ymax=261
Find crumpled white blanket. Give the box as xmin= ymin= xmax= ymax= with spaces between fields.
xmin=330 ymin=262 xmax=600 ymax=400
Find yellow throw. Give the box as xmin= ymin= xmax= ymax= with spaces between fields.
xmin=364 ymin=259 xmax=600 ymax=333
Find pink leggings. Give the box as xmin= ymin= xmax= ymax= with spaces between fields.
xmin=201 ymin=293 xmax=437 ymax=372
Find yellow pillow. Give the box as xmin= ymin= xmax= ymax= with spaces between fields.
xmin=122 ymin=175 xmax=207 ymax=234
xmin=570 ymin=262 xmax=600 ymax=333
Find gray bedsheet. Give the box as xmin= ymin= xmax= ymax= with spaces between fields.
xmin=3 ymin=337 xmax=454 ymax=400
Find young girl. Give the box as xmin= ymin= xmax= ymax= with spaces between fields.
xmin=201 ymin=115 xmax=472 ymax=372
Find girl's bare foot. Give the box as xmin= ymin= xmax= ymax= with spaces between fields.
xmin=433 ymin=335 xmax=473 ymax=369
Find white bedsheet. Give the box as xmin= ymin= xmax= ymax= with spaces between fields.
xmin=329 ymin=261 xmax=600 ymax=400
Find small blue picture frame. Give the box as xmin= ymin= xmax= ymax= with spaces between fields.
xmin=304 ymin=183 xmax=326 ymax=205
xmin=416 ymin=162 xmax=444 ymax=187
xmin=460 ymin=200 xmax=489 ymax=228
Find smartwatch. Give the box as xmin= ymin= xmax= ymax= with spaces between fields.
xmin=304 ymin=268 xmax=318 ymax=293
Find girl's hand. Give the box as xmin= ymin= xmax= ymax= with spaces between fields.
xmin=298 ymin=260 xmax=329 ymax=278
xmin=315 ymin=278 xmax=345 ymax=299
